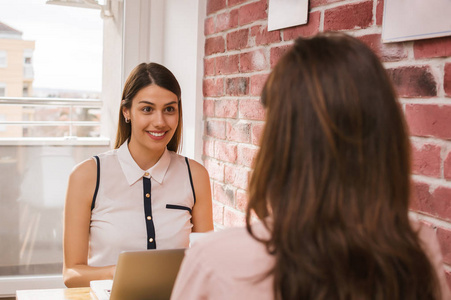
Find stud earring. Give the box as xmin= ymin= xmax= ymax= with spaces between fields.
xmin=125 ymin=117 xmax=130 ymax=123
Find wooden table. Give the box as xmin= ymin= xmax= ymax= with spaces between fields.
xmin=16 ymin=287 xmax=96 ymax=300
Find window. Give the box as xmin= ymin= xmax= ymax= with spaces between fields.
xmin=0 ymin=82 xmax=5 ymax=96
xmin=0 ymin=0 xmax=111 ymax=296
xmin=0 ymin=50 xmax=6 ymax=68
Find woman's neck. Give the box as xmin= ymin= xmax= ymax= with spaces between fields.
xmin=127 ymin=139 xmax=165 ymax=170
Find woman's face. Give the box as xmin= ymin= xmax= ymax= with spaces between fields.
xmin=123 ymin=84 xmax=179 ymax=155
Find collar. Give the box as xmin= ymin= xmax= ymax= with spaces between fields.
xmin=117 ymin=142 xmax=171 ymax=186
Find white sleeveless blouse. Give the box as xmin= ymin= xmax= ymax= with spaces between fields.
xmin=88 ymin=142 xmax=194 ymax=267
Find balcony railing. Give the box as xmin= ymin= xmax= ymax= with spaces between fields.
xmin=0 ymin=97 xmax=109 ymax=146
xmin=0 ymin=96 xmax=110 ymax=296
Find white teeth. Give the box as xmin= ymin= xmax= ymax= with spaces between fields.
xmin=149 ymin=131 xmax=165 ymax=137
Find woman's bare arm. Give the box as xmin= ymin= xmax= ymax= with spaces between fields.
xmin=188 ymin=159 xmax=214 ymax=232
xmin=63 ymin=158 xmax=115 ymax=287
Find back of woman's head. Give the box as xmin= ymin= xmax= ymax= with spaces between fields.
xmin=246 ymin=32 xmax=439 ymax=299
xmin=114 ymin=62 xmax=183 ymax=152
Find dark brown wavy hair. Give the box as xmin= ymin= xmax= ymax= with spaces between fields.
xmin=246 ymin=32 xmax=440 ymax=299
xmin=114 ymin=62 xmax=182 ymax=152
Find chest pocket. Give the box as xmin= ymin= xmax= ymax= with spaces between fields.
xmin=165 ymin=157 xmax=196 ymax=215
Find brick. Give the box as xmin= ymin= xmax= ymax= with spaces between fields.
xmin=206 ymin=119 xmax=226 ymax=139
xmin=237 ymin=144 xmax=259 ymax=167
xmin=414 ymin=36 xmax=451 ymax=59
xmin=283 ymin=11 xmax=321 ymax=40
xmin=205 ymin=16 xmax=215 ymax=36
xmin=212 ymin=201 xmax=224 ymax=225
xmin=216 ymin=10 xmax=239 ymax=32
xmin=324 ymin=1 xmax=373 ymax=31
xmin=207 ymin=0 xmax=226 ymax=15
xmin=375 ymin=0 xmax=384 ymax=26
xmin=358 ymin=34 xmax=407 ymax=62
xmin=446 ymin=270 xmax=451 ymax=291
xmin=204 ymin=57 xmax=215 ymax=76
xmin=436 ymin=227 xmax=451 ymax=265
xmin=203 ymin=78 xmax=224 ymax=97
xmin=250 ymin=25 xmax=281 ymax=46
xmin=227 ymin=28 xmax=249 ymax=51
xmin=250 ymin=73 xmax=269 ymax=96
xmin=224 ymin=207 xmax=246 ymax=227
xmin=240 ymin=49 xmax=268 ymax=73
xmin=216 ymin=54 xmax=239 ymax=75
xmin=405 ymin=104 xmax=451 ymax=139
xmin=203 ymin=140 xmax=214 ymax=157
xmin=239 ymin=99 xmax=265 ymax=120
xmin=215 ymin=99 xmax=238 ymax=118
xmin=214 ymin=182 xmax=235 ymax=206
xmin=270 ymin=44 xmax=292 ymax=68
xmin=204 ymin=158 xmax=224 ymax=181
xmin=251 ymin=122 xmax=264 ymax=145
xmin=214 ymin=140 xmax=238 ymax=163
xmin=205 ymin=36 xmax=225 ymax=55
xmin=445 ymin=151 xmax=451 ymax=180
xmin=226 ymin=120 xmax=251 ymax=143
xmin=238 ymin=0 xmax=268 ymax=26
xmin=203 ymin=99 xmax=215 ymax=117
xmin=226 ymin=77 xmax=249 ymax=96
xmin=229 ymin=0 xmax=247 ymax=7
xmin=387 ymin=66 xmax=437 ymax=98
xmin=412 ymin=181 xmax=451 ymax=221
xmin=236 ymin=189 xmax=248 ymax=211
xmin=445 ymin=63 xmax=451 ymax=97
xmin=411 ymin=141 xmax=442 ymax=178
xmin=310 ymin=0 xmax=343 ymax=8
xmin=225 ymin=164 xmax=249 ymax=190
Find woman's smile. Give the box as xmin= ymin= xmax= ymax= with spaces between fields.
xmin=147 ymin=130 xmax=167 ymax=140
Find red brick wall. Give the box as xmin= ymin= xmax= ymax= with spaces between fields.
xmin=203 ymin=0 xmax=451 ymax=283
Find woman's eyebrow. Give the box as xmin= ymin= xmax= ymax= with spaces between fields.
xmin=137 ymin=100 xmax=178 ymax=106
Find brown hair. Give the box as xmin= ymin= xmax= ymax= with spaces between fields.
xmin=114 ymin=62 xmax=182 ymax=152
xmin=246 ymin=32 xmax=440 ymax=299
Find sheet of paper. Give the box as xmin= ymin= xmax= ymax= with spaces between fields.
xmin=382 ymin=0 xmax=451 ymax=43
xmin=268 ymin=0 xmax=308 ymax=31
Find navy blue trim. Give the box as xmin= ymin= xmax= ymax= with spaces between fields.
xmin=166 ymin=204 xmax=192 ymax=214
xmin=143 ymin=177 xmax=156 ymax=249
xmin=184 ymin=157 xmax=196 ymax=204
xmin=91 ymin=155 xmax=100 ymax=211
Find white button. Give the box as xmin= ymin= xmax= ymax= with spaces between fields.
xmin=147 ymin=216 xmax=152 ymax=220
xmin=149 ymin=238 xmax=154 ymax=243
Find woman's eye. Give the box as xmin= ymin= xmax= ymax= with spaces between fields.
xmin=165 ymin=106 xmax=176 ymax=113
xmin=142 ymin=107 xmax=153 ymax=112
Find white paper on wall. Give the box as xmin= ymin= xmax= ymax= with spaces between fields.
xmin=382 ymin=0 xmax=451 ymax=43
xmin=268 ymin=0 xmax=309 ymax=32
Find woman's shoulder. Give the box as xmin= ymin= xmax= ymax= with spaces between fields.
xmin=191 ymin=222 xmax=271 ymax=261
xmin=70 ymin=157 xmax=97 ymax=182
xmin=169 ymin=152 xmax=209 ymax=178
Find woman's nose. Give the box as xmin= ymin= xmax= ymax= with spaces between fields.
xmin=153 ymin=111 xmax=166 ymax=127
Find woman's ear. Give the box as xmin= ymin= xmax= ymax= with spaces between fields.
xmin=121 ymin=102 xmax=129 ymax=120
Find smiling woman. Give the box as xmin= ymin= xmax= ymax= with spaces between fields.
xmin=62 ymin=62 xmax=214 ymax=288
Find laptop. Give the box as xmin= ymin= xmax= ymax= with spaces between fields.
xmin=91 ymin=248 xmax=186 ymax=300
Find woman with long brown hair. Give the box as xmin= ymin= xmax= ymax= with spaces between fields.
xmin=171 ymin=33 xmax=450 ymax=299
xmin=63 ymin=62 xmax=213 ymax=287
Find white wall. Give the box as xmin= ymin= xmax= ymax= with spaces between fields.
xmin=121 ymin=0 xmax=206 ymax=162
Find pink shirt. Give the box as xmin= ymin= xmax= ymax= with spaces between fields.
xmin=171 ymin=220 xmax=451 ymax=299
